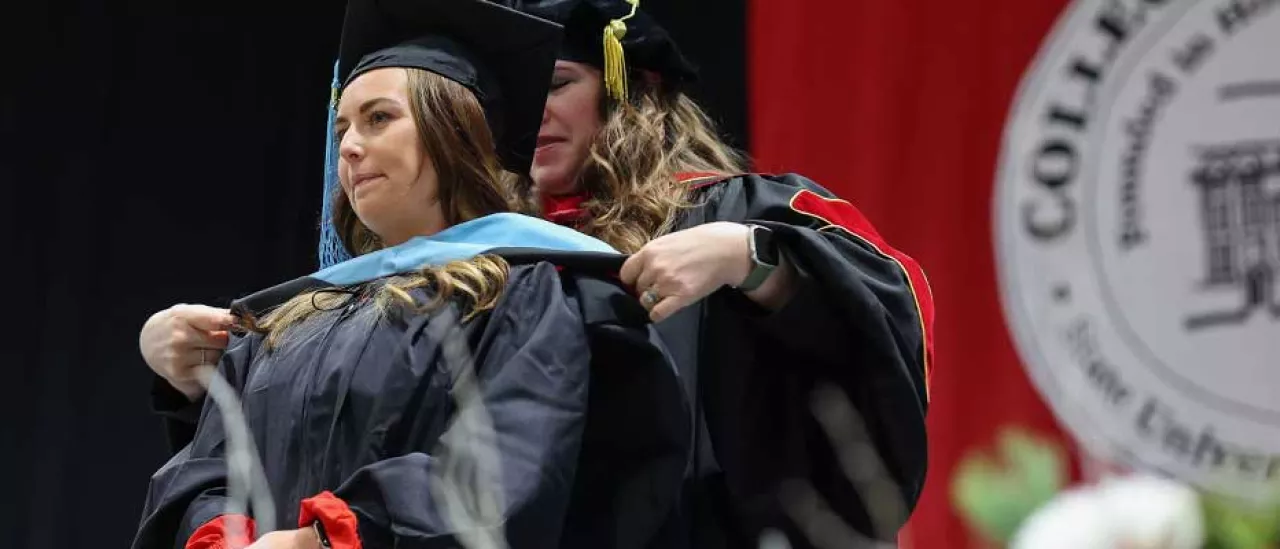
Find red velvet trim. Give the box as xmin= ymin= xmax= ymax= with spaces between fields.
xmin=299 ymin=491 xmax=363 ymax=549
xmin=674 ymin=171 xmax=722 ymax=182
xmin=675 ymin=171 xmax=743 ymax=190
xmin=186 ymin=515 xmax=256 ymax=549
xmin=541 ymin=192 xmax=589 ymax=213
xmin=539 ymin=174 xmax=742 ymax=227
xmin=541 ymin=192 xmax=592 ymax=228
xmin=789 ymin=189 xmax=936 ymax=398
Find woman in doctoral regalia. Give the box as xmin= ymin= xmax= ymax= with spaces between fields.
xmin=500 ymin=1 xmax=935 ymax=546
xmin=131 ymin=1 xmax=687 ymax=547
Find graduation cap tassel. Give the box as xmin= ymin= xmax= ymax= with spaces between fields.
xmin=320 ymin=59 xmax=353 ymax=269
xmin=603 ymin=0 xmax=640 ymax=102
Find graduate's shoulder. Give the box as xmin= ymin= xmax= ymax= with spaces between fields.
xmin=494 ymin=257 xmax=623 ymax=299
xmin=376 ymin=263 xmax=566 ymax=339
xmin=494 ymin=253 xmax=649 ymax=329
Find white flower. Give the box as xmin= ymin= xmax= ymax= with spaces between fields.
xmin=1010 ymin=474 xmax=1205 ymax=549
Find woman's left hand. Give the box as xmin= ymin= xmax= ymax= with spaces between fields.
xmin=244 ymin=527 xmax=321 ymax=549
xmin=620 ymin=222 xmax=754 ymax=322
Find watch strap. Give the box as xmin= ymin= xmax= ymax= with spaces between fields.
xmin=735 ymin=225 xmax=777 ymax=292
xmin=737 ymin=262 xmax=775 ymax=292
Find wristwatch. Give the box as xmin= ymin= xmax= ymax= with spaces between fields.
xmin=736 ymin=224 xmax=779 ymax=292
xmin=312 ymin=520 xmax=333 ymax=548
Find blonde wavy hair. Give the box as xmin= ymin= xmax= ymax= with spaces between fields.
xmin=243 ymin=69 xmax=514 ymax=350
xmin=513 ymin=72 xmax=748 ymax=253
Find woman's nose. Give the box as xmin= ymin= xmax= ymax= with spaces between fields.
xmin=339 ymin=132 xmax=363 ymax=162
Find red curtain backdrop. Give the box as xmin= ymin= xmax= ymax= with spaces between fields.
xmin=746 ymin=1 xmax=1078 ymax=546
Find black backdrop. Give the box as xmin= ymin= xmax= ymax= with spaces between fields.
xmin=0 ymin=1 xmax=743 ymax=546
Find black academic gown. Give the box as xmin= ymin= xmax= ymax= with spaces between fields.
xmin=135 ymin=259 xmax=690 ymax=549
xmin=148 ymin=173 xmax=932 ymax=547
xmin=660 ymin=172 xmax=933 ymax=548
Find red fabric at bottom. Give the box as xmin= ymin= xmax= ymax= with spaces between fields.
xmin=299 ymin=491 xmax=363 ymax=549
xmin=186 ymin=515 xmax=256 ymax=549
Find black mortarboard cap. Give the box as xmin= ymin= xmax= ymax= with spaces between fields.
xmin=510 ymin=0 xmax=697 ymax=97
xmin=337 ymin=0 xmax=563 ymax=174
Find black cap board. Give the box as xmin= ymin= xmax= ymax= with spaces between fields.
xmin=512 ymin=0 xmax=697 ymax=86
xmin=337 ymin=0 xmax=563 ymax=174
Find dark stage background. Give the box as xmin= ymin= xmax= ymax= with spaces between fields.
xmin=0 ymin=1 xmax=744 ymax=547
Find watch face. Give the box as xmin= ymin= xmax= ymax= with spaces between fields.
xmin=753 ymin=226 xmax=780 ymax=265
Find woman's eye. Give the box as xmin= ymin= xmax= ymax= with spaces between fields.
xmin=369 ymin=111 xmax=391 ymax=125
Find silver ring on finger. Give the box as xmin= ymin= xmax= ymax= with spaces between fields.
xmin=640 ymin=288 xmax=661 ymax=309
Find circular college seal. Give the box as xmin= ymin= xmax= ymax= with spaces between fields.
xmin=994 ymin=0 xmax=1280 ymax=498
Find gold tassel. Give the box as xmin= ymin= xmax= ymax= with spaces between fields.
xmin=603 ymin=0 xmax=640 ymax=102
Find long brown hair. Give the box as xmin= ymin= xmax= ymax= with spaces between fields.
xmin=248 ymin=69 xmax=514 ymax=350
xmin=514 ymin=73 xmax=748 ymax=253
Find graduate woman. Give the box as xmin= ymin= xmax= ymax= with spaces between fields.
xmin=131 ymin=1 xmax=688 ymax=547
xmin=141 ymin=0 xmax=934 ymax=546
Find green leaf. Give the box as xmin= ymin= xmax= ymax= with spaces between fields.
xmin=950 ymin=427 xmax=1068 ymax=544
xmin=1201 ymin=492 xmax=1280 ymax=549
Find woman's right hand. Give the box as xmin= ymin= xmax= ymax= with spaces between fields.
xmin=140 ymin=304 xmax=237 ymax=402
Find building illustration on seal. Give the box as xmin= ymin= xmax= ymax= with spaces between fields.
xmin=1187 ymin=138 xmax=1280 ymax=330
